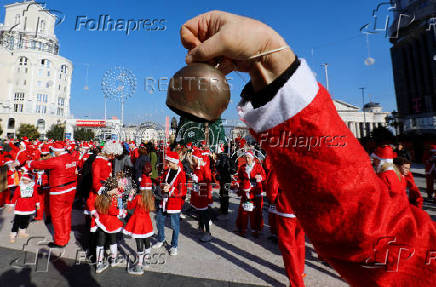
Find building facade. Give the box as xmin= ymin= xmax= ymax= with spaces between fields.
xmin=0 ymin=1 xmax=72 ymax=139
xmin=334 ymin=100 xmax=390 ymax=138
xmin=390 ymin=0 xmax=436 ymax=134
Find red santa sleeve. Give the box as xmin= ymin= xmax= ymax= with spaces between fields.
xmin=266 ymin=170 xmax=279 ymax=203
xmin=238 ymin=59 xmax=436 ymax=285
xmin=92 ymin=161 xmax=104 ymax=194
xmin=127 ymin=195 xmax=138 ymax=210
xmin=11 ymin=186 xmax=20 ymax=205
xmin=29 ymin=157 xmax=58 ymax=171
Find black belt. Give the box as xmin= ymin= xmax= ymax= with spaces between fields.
xmin=49 ymin=180 xmax=76 ymax=189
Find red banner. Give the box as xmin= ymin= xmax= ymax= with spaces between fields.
xmin=76 ymin=120 xmax=106 ymax=127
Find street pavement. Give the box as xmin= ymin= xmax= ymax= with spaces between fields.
xmin=0 ymin=170 xmax=434 ymax=287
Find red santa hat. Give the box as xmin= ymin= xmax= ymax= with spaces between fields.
xmin=239 ymin=139 xmax=247 ymax=149
xmin=245 ymin=150 xmax=255 ymax=159
xmin=82 ymin=142 xmax=90 ymax=149
xmin=371 ymin=145 xmax=394 ymax=164
xmin=40 ymin=144 xmax=50 ymax=155
xmin=50 ymin=142 xmax=65 ymax=153
xmin=200 ymin=140 xmax=206 ymax=146
xmin=20 ymin=173 xmax=33 ymax=182
xmin=186 ymin=142 xmax=193 ymax=150
xmin=165 ymin=151 xmax=179 ymax=164
xmin=192 ymin=149 xmax=203 ymax=160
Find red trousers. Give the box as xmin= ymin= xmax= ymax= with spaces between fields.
xmin=236 ymin=197 xmax=264 ymax=232
xmin=35 ymin=191 xmax=46 ymax=220
xmin=277 ymin=216 xmax=306 ymax=287
xmin=49 ymin=190 xmax=76 ymax=246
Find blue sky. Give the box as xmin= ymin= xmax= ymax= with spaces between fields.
xmin=1 ymin=0 xmax=398 ymax=125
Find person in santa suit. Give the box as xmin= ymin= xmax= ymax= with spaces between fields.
xmin=394 ymin=157 xmax=424 ymax=209
xmin=3 ymin=156 xmax=20 ymax=207
xmin=15 ymin=141 xmax=30 ymax=167
xmin=267 ymin=168 xmax=306 ymax=286
xmin=180 ymin=10 xmax=436 ymax=285
xmin=8 ymin=173 xmax=39 ymax=243
xmin=94 ymin=177 xmax=125 ymax=274
xmin=191 ymin=148 xmax=213 ymax=242
xmin=86 ymin=141 xmax=122 ymax=260
xmin=152 ymin=151 xmax=186 ymax=256
xmin=26 ymin=142 xmax=78 ymax=248
xmin=236 ymin=151 xmax=266 ymax=237
xmin=124 ymin=162 xmax=155 ymax=275
xmin=424 ymin=145 xmax=436 ymax=202
xmin=264 ymin=155 xmax=278 ymax=241
xmin=371 ymin=145 xmax=404 ymax=196
xmin=33 ymin=146 xmax=50 ymax=221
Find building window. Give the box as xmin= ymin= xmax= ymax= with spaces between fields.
xmin=14 ymin=104 xmax=23 ymax=113
xmin=37 ymin=119 xmax=45 ymax=130
xmin=58 ymin=97 xmax=65 ymax=106
xmin=61 ymin=65 xmax=67 ymax=73
xmin=37 ymin=94 xmax=48 ymax=103
xmin=8 ymin=118 xmax=15 ymax=129
xmin=37 ymin=81 xmax=42 ymax=87
xmin=36 ymin=105 xmax=47 ymax=114
xmin=19 ymin=57 xmax=28 ymax=66
xmin=41 ymin=59 xmax=50 ymax=67
xmin=46 ymin=82 xmax=50 ymax=88
xmin=57 ymin=107 xmax=64 ymax=116
xmin=39 ymin=20 xmax=46 ymax=33
xmin=14 ymin=92 xmax=25 ymax=101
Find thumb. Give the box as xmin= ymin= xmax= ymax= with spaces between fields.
xmin=186 ymin=34 xmax=225 ymax=64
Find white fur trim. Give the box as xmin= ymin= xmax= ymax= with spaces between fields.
xmin=238 ymin=59 xmax=318 ymax=133
xmin=370 ymin=153 xmax=393 ymax=163
xmin=122 ymin=230 xmax=154 ymax=238
xmin=51 ymin=147 xmax=65 ymax=152
xmin=14 ymin=210 xmax=36 ymax=215
xmin=140 ymin=187 xmax=152 ymax=191
xmin=50 ymin=186 xmax=76 ymax=195
xmin=94 ymin=217 xmax=123 ymax=234
xmin=165 ymin=156 xmax=179 ymax=164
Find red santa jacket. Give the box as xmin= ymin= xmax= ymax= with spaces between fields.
xmin=86 ymin=156 xmax=112 ymax=214
xmin=11 ymin=182 xmax=39 ymax=215
xmin=191 ymin=163 xmax=212 ymax=210
xmin=7 ymin=168 xmax=20 ymax=188
xmin=401 ymin=173 xmax=423 ymax=209
xmin=29 ymin=152 xmax=78 ymax=196
xmin=15 ymin=149 xmax=30 ymax=166
xmin=78 ymin=152 xmax=91 ymax=170
xmin=238 ymin=59 xmax=436 ymax=286
xmin=237 ymin=162 xmax=266 ymax=202
xmin=124 ymin=193 xmax=154 ymax=238
xmin=95 ymin=195 xmax=123 ymax=233
xmin=377 ymin=169 xmax=405 ymax=197
xmin=160 ymin=167 xmax=186 ymax=213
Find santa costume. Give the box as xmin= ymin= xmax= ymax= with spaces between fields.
xmin=236 ymin=151 xmax=266 ymax=236
xmin=10 ymin=173 xmax=39 ymax=242
xmin=425 ymin=145 xmax=436 ymax=200
xmin=28 ymin=142 xmax=78 ymax=247
xmin=371 ymin=146 xmax=404 ymax=196
xmin=237 ymin=57 xmax=436 ymax=285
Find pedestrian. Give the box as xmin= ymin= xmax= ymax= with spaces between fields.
xmin=215 ymin=144 xmax=232 ymax=215
xmin=191 ymin=148 xmax=213 ymax=242
xmin=8 ymin=173 xmax=39 ymax=243
xmin=94 ymin=177 xmax=125 ymax=274
xmin=124 ymin=162 xmax=155 ymax=275
xmin=371 ymin=145 xmax=403 ymax=195
xmin=152 ymin=151 xmax=186 ymax=256
xmin=236 ymin=151 xmax=266 ymax=237
xmin=394 ymin=157 xmax=423 ymax=209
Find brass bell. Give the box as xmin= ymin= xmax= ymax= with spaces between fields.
xmin=166 ymin=63 xmax=230 ymax=122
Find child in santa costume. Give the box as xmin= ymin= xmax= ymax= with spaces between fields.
xmin=2 ymin=157 xmax=19 ymax=207
xmin=152 ymin=151 xmax=186 ymax=256
xmin=371 ymin=145 xmax=404 ymax=196
xmin=394 ymin=157 xmax=424 ymax=209
xmin=191 ymin=148 xmax=213 ymax=242
xmin=94 ymin=177 xmax=125 ymax=274
xmin=8 ymin=173 xmax=39 ymax=243
xmin=33 ymin=147 xmax=50 ymax=221
xmin=236 ymin=151 xmax=266 ymax=237
xmin=124 ymin=162 xmax=155 ymax=275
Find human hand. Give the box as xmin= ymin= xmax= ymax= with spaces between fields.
xmin=180 ymin=10 xmax=295 ymax=91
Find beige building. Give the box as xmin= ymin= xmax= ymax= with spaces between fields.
xmin=334 ymin=100 xmax=390 ymax=138
xmin=0 ymin=1 xmax=72 ymax=139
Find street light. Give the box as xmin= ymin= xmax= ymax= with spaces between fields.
xmin=360 ymin=87 xmax=367 ymax=137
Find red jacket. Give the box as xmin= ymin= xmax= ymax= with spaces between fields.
xmin=86 ymin=156 xmax=112 ymax=214
xmin=238 ymin=59 xmax=436 ymax=286
xmin=191 ymin=164 xmax=212 ymax=210
xmin=95 ymin=196 xmax=123 ymax=233
xmin=377 ymin=169 xmax=405 ymax=197
xmin=160 ymin=167 xmax=186 ymax=213
xmin=237 ymin=162 xmax=266 ymax=201
xmin=266 ymin=169 xmax=295 ymax=218
xmin=124 ymin=193 xmax=154 ymax=238
xmin=29 ymin=152 xmax=78 ymax=195
xmin=401 ymin=173 xmax=423 ymax=209
xmin=12 ymin=182 xmax=39 ymax=215
xmin=7 ymin=168 xmax=20 ymax=188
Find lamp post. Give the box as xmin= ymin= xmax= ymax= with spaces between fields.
xmin=321 ymin=63 xmax=330 ymax=92
xmin=360 ymin=87 xmax=367 ymax=137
